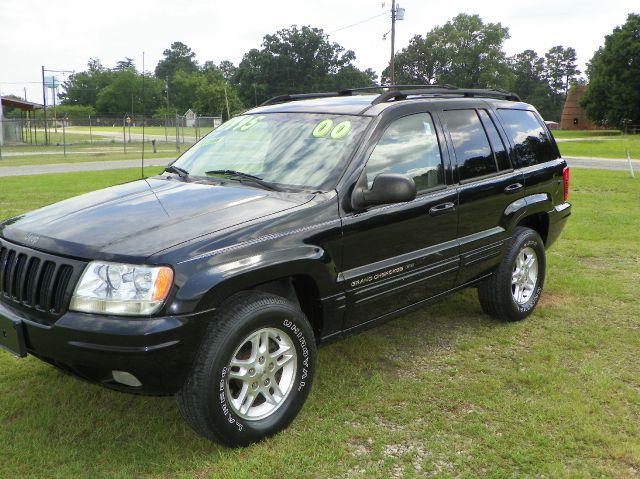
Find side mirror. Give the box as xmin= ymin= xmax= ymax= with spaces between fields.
xmin=351 ymin=173 xmax=416 ymax=210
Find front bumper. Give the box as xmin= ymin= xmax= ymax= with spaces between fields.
xmin=0 ymin=300 xmax=210 ymax=395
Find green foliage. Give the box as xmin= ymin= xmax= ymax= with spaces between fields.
xmin=154 ymin=41 xmax=198 ymax=82
xmin=384 ymin=14 xmax=512 ymax=89
xmin=171 ymin=70 xmax=242 ymax=119
xmin=581 ymin=13 xmax=640 ymax=127
xmin=233 ymin=25 xmax=375 ymax=105
xmin=217 ymin=60 xmax=237 ymax=82
xmin=60 ymin=59 xmax=165 ymax=116
xmin=59 ymin=58 xmax=113 ymax=106
xmin=507 ymin=45 xmax=582 ymax=121
xmin=114 ymin=57 xmax=136 ymax=72
xmin=94 ymin=69 xmax=165 ymax=116
xmin=544 ymin=46 xmax=580 ymax=98
xmin=508 ymin=50 xmax=555 ymax=118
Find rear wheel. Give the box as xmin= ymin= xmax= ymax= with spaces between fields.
xmin=176 ymin=291 xmax=316 ymax=447
xmin=478 ymin=227 xmax=546 ymax=321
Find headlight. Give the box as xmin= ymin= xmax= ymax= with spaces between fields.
xmin=70 ymin=261 xmax=173 ymax=316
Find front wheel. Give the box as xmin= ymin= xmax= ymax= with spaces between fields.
xmin=478 ymin=227 xmax=546 ymax=321
xmin=176 ymin=292 xmax=316 ymax=447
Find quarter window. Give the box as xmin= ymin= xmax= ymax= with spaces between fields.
xmin=497 ymin=109 xmax=558 ymax=166
xmin=366 ymin=113 xmax=444 ymax=192
xmin=478 ymin=110 xmax=511 ymax=171
xmin=442 ymin=109 xmax=497 ymax=181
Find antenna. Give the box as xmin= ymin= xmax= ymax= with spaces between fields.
xmin=141 ymin=51 xmax=145 ymax=178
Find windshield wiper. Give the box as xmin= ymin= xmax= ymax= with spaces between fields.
xmin=205 ymin=169 xmax=283 ymax=192
xmin=164 ymin=165 xmax=190 ymax=178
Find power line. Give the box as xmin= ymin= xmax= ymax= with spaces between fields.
xmin=329 ymin=12 xmax=388 ymax=34
xmin=0 ymin=81 xmax=46 ymax=85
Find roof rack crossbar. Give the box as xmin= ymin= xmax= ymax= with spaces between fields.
xmin=337 ymin=84 xmax=457 ymax=95
xmin=372 ymin=88 xmax=521 ymax=105
xmin=260 ymin=91 xmax=355 ymax=106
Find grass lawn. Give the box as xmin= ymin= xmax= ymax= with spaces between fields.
xmin=0 ymin=150 xmax=178 ymax=168
xmin=557 ymin=134 xmax=640 ymax=159
xmin=1 ymin=168 xmax=639 ymax=477
xmin=551 ymin=130 xmax=621 ymax=139
xmin=67 ymin=125 xmax=216 ymax=137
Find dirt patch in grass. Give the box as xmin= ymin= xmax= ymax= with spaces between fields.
xmin=347 ymin=437 xmax=372 ymax=457
xmin=538 ymin=291 xmax=577 ymax=308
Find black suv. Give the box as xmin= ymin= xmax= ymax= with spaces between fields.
xmin=0 ymin=86 xmax=571 ymax=446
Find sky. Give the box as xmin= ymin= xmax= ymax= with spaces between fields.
xmin=0 ymin=0 xmax=638 ymax=103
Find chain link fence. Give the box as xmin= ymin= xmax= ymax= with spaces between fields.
xmin=0 ymin=113 xmax=223 ymax=159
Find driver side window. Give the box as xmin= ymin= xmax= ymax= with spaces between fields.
xmin=366 ymin=112 xmax=444 ymax=192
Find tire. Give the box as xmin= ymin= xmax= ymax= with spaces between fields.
xmin=176 ymin=291 xmax=316 ymax=447
xmin=478 ymin=227 xmax=546 ymax=322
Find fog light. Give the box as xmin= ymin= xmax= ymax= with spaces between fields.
xmin=112 ymin=370 xmax=142 ymax=387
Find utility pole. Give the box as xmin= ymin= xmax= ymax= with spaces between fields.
xmin=224 ymin=85 xmax=231 ymax=120
xmin=387 ymin=2 xmax=404 ymax=86
xmin=165 ymin=76 xmax=170 ymax=109
xmin=53 ymin=79 xmax=58 ymax=135
xmin=41 ymin=66 xmax=48 ymax=145
xmin=390 ymin=0 xmax=396 ymax=86
xmin=41 ymin=66 xmax=73 ymax=145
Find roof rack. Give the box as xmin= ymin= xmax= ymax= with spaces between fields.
xmin=259 ymin=85 xmax=521 ymax=107
xmin=259 ymin=85 xmax=454 ymax=106
xmin=371 ymin=87 xmax=521 ymax=104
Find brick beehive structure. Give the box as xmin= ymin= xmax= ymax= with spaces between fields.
xmin=560 ymin=85 xmax=598 ymax=130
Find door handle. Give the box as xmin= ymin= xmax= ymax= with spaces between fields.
xmin=504 ymin=183 xmax=523 ymax=194
xmin=429 ymin=202 xmax=456 ymax=216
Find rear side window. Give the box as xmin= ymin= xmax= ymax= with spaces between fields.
xmin=441 ymin=109 xmax=497 ymax=181
xmin=497 ymin=109 xmax=558 ymax=166
xmin=366 ymin=112 xmax=444 ymax=192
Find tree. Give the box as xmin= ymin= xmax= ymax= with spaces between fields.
xmin=95 ymin=69 xmax=164 ymax=116
xmin=509 ymin=50 xmax=557 ymax=120
xmin=169 ymin=70 xmax=243 ymax=119
xmin=544 ymin=46 xmax=580 ymax=99
xmin=581 ymin=13 xmax=640 ymax=127
xmin=330 ymin=66 xmax=377 ymax=91
xmin=59 ymin=58 xmax=113 ymax=106
xmin=383 ymin=13 xmax=512 ymax=89
xmin=114 ymin=57 xmax=136 ymax=71
xmin=154 ymin=41 xmax=198 ymax=82
xmin=233 ymin=25 xmax=373 ymax=105
xmin=217 ymin=60 xmax=238 ymax=82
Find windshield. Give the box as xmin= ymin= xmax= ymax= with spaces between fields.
xmin=173 ymin=113 xmax=370 ymax=190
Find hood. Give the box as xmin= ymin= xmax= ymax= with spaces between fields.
xmin=0 ymin=177 xmax=313 ymax=261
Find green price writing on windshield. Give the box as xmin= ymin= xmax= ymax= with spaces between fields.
xmin=312 ymin=119 xmax=352 ymax=139
xmin=225 ymin=115 xmax=265 ymax=132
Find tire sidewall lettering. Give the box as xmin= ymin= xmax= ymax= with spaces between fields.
xmin=282 ymin=318 xmax=311 ymax=392
xmin=218 ymin=366 xmax=245 ymax=432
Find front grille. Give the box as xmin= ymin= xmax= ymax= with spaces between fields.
xmin=0 ymin=240 xmax=82 ymax=321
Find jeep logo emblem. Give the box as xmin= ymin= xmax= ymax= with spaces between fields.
xmin=24 ymin=233 xmax=40 ymax=246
